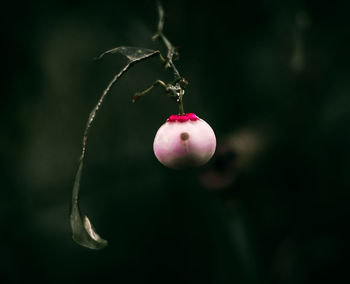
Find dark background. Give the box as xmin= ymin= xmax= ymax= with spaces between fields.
xmin=1 ymin=0 xmax=350 ymax=283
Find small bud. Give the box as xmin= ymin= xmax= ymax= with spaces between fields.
xmin=153 ymin=113 xmax=216 ymax=170
xmin=132 ymin=94 xmax=140 ymax=103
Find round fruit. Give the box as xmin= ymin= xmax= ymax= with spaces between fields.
xmin=153 ymin=113 xmax=216 ymax=170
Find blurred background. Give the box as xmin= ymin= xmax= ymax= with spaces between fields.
xmin=1 ymin=0 xmax=350 ymax=283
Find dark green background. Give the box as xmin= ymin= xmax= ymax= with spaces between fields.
xmin=2 ymin=0 xmax=350 ymax=283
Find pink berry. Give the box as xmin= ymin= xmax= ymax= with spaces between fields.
xmin=153 ymin=113 xmax=216 ymax=170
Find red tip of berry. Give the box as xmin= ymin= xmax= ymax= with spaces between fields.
xmin=166 ymin=113 xmax=199 ymax=123
xmin=167 ymin=115 xmax=178 ymax=122
xmin=178 ymin=115 xmax=189 ymax=122
xmin=187 ymin=113 xmax=198 ymax=121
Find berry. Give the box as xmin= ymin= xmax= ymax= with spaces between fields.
xmin=154 ymin=113 xmax=216 ymax=170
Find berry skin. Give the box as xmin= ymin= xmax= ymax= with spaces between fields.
xmin=153 ymin=113 xmax=216 ymax=170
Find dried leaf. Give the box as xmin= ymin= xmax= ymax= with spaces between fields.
xmin=96 ymin=46 xmax=159 ymax=62
xmin=70 ymin=162 xmax=108 ymax=250
xmin=70 ymin=48 xmax=159 ymax=250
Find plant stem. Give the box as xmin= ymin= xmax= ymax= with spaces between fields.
xmin=178 ymin=95 xmax=185 ymax=115
xmin=154 ymin=2 xmax=186 ymax=113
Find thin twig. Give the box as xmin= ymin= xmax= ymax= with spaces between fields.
xmin=153 ymin=1 xmax=181 ymax=81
